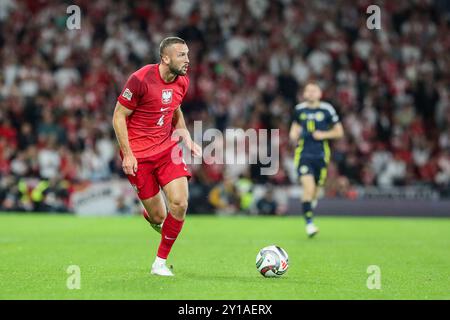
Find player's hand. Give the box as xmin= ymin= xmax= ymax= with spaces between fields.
xmin=122 ymin=153 xmax=138 ymax=176
xmin=186 ymin=138 xmax=202 ymax=157
xmin=312 ymin=131 xmax=327 ymax=141
xmin=172 ymin=129 xmax=202 ymax=157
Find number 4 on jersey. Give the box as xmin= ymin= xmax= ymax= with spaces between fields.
xmin=157 ymin=115 xmax=164 ymax=126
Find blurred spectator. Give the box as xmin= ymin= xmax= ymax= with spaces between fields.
xmin=0 ymin=175 xmax=22 ymax=211
xmin=256 ymin=188 xmax=278 ymax=215
xmin=208 ymin=177 xmax=240 ymax=214
xmin=37 ymin=136 xmax=61 ymax=179
xmin=30 ymin=177 xmax=70 ymax=212
xmin=116 ymin=195 xmax=133 ymax=215
xmin=235 ymin=173 xmax=254 ymax=212
xmin=39 ymin=178 xmax=70 ymax=212
xmin=17 ymin=122 xmax=36 ymax=150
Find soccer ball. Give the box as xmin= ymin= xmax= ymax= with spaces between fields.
xmin=256 ymin=245 xmax=289 ymax=277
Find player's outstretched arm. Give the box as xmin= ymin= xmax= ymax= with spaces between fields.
xmin=112 ymin=101 xmax=138 ymax=176
xmin=312 ymin=123 xmax=344 ymax=141
xmin=172 ymin=106 xmax=202 ymax=157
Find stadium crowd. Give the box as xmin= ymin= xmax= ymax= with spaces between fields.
xmin=0 ymin=0 xmax=449 ymax=212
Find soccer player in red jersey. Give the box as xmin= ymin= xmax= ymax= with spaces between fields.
xmin=112 ymin=37 xmax=201 ymax=276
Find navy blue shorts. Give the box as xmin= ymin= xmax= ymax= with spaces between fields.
xmin=296 ymin=158 xmax=328 ymax=186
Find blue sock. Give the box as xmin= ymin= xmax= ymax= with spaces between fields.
xmin=302 ymin=202 xmax=313 ymax=224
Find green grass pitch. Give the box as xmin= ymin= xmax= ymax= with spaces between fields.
xmin=0 ymin=213 xmax=449 ymax=300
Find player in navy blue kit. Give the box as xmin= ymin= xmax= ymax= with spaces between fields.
xmin=289 ymin=83 xmax=344 ymax=237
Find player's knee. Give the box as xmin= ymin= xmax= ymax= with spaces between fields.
xmin=151 ymin=214 xmax=165 ymax=225
xmin=146 ymin=209 xmax=166 ymax=224
xmin=302 ymin=187 xmax=315 ymax=201
xmin=169 ymin=198 xmax=188 ymax=215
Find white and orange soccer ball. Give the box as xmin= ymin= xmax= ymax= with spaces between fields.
xmin=256 ymin=245 xmax=289 ymax=277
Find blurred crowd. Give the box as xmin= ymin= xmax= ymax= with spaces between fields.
xmin=1 ymin=0 xmax=450 ymax=212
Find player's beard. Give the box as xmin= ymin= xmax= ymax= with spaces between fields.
xmin=169 ymin=63 xmax=187 ymax=76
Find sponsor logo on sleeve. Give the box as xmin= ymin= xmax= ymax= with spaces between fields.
xmin=122 ymin=88 xmax=133 ymax=101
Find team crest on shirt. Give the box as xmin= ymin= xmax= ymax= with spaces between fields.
xmin=161 ymin=89 xmax=173 ymax=104
xmin=315 ymin=112 xmax=325 ymax=121
xmin=122 ymin=88 xmax=133 ymax=101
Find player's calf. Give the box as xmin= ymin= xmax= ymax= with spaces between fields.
xmin=142 ymin=208 xmax=165 ymax=224
xmin=300 ymin=175 xmax=316 ymax=222
xmin=151 ymin=177 xmax=189 ymax=276
xmin=300 ymin=175 xmax=320 ymax=237
xmin=157 ymin=197 xmax=187 ymax=258
xmin=142 ymin=209 xmax=164 ymax=234
xmin=152 ymin=212 xmax=185 ymax=276
xmin=141 ymin=192 xmax=167 ymax=233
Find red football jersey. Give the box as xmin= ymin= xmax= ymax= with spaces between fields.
xmin=117 ymin=64 xmax=189 ymax=159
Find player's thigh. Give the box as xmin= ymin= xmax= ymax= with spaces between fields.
xmin=297 ymin=160 xmax=316 ymax=198
xmin=126 ymin=160 xmax=166 ymax=220
xmin=141 ymin=191 xmax=167 ymax=221
xmin=300 ymin=174 xmax=316 ymax=200
xmin=311 ymin=162 xmax=327 ymax=200
xmin=126 ymin=161 xmax=160 ymax=200
xmin=162 ymin=177 xmax=189 ymax=213
xmin=156 ymin=145 xmax=191 ymax=215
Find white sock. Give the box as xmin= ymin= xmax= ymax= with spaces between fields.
xmin=154 ymin=256 xmax=166 ymax=266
